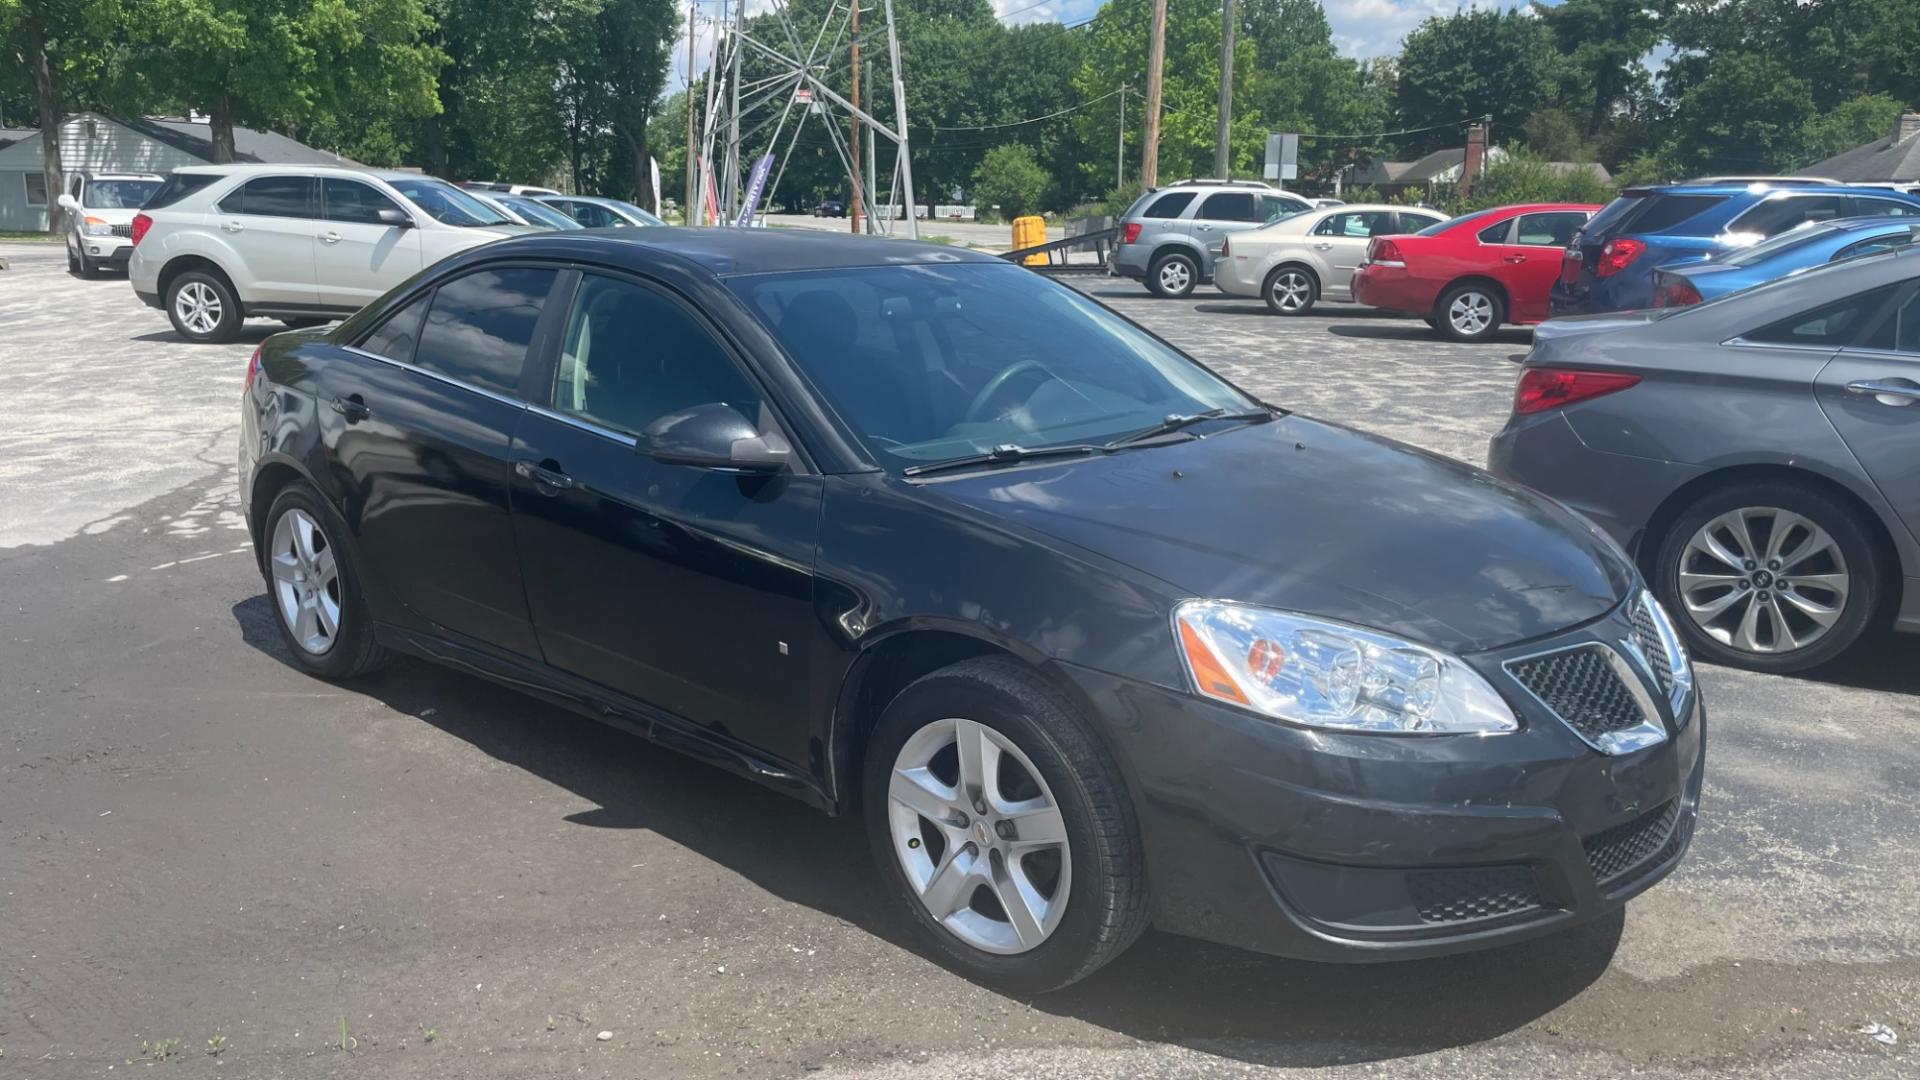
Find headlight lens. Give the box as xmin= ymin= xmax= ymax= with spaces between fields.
xmin=1173 ymin=600 xmax=1517 ymax=734
xmin=84 ymin=216 xmax=113 ymax=236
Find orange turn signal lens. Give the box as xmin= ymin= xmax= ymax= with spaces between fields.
xmin=1177 ymin=615 xmax=1249 ymax=705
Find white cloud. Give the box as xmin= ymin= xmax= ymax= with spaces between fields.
xmin=1323 ymin=0 xmax=1527 ymax=58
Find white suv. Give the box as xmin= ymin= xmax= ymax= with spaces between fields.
xmin=58 ymin=171 xmax=163 ymax=278
xmin=129 ymin=164 xmax=531 ymax=343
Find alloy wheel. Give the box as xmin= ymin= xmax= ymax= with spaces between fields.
xmin=1270 ymin=270 xmax=1313 ymax=312
xmin=270 ymin=508 xmax=342 ymax=656
xmin=1157 ymin=259 xmax=1192 ymax=294
xmin=1447 ymin=290 xmax=1494 ymax=336
xmin=1677 ymin=506 xmax=1850 ymax=655
xmin=887 ymin=717 xmax=1071 ymax=955
xmin=175 ymin=281 xmax=223 ymax=336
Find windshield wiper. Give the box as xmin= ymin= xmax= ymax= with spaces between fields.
xmin=1104 ymin=406 xmax=1275 ymax=447
xmin=902 ymin=442 xmax=1099 ymax=478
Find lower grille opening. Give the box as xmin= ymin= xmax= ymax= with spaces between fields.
xmin=1584 ymin=800 xmax=1682 ymax=888
xmin=1405 ymin=866 xmax=1543 ymax=924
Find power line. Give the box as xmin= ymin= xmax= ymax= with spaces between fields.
xmin=925 ymin=87 xmax=1123 ymax=130
xmin=994 ymin=0 xmax=1057 ymax=22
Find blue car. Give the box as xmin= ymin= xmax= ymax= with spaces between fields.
xmin=1550 ymin=181 xmax=1920 ymax=315
xmin=1649 ymin=217 xmax=1920 ymax=307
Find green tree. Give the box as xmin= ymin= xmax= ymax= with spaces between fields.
xmin=0 ymin=0 xmax=123 ymax=231
xmin=1664 ymin=52 xmax=1816 ymax=174
xmin=970 ymin=142 xmax=1047 ymax=219
xmin=1395 ymin=7 xmax=1558 ymax=155
xmin=1799 ymin=92 xmax=1909 ymax=166
xmin=1541 ymin=0 xmax=1659 ymax=136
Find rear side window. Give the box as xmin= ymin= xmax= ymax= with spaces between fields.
xmin=1746 ymin=283 xmax=1903 ymax=347
xmin=1852 ymin=197 xmax=1920 ymax=218
xmin=1835 ymin=232 xmax=1918 ymax=261
xmin=1197 ymin=192 xmax=1257 ymax=221
xmin=1730 ymin=195 xmax=1847 ymax=240
xmin=1315 ymin=211 xmax=1394 ymax=238
xmin=1516 ymin=212 xmax=1587 ymax=247
xmin=219 ymin=176 xmax=316 ymax=218
xmin=1141 ymin=191 xmax=1195 ymax=219
xmin=1592 ymin=193 xmax=1727 ymax=238
xmin=144 ymin=173 xmax=219 ymax=209
xmin=1477 ymin=219 xmax=1513 ymax=244
xmin=412 ymin=267 xmax=559 ymax=397
xmin=360 ymin=294 xmax=430 ymax=362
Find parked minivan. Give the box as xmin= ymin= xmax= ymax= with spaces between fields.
xmin=128 ymin=164 xmax=531 ymax=342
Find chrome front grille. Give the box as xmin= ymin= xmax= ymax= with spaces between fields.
xmin=110 ymin=223 xmax=133 ymax=238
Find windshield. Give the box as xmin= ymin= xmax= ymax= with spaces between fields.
xmin=729 ymin=262 xmax=1259 ymax=472
xmin=83 ymin=179 xmax=161 ymax=208
xmin=388 ymin=178 xmax=512 ymax=226
xmin=1417 ymin=208 xmax=1498 ymax=236
xmin=501 ymin=195 xmax=582 ymax=229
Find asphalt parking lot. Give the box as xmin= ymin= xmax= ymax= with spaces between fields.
xmin=1 ymin=240 xmax=1916 ymax=1079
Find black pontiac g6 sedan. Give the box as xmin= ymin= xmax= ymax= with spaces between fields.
xmin=240 ymin=228 xmax=1704 ymax=991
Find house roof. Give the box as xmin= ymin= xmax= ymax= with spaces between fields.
xmin=1799 ymin=125 xmax=1920 ymax=183
xmin=0 ymin=128 xmax=34 ymax=151
xmin=114 ymin=115 xmax=355 ymax=166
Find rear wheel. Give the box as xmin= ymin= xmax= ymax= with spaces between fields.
xmin=1147 ymin=251 xmax=1198 ymax=298
xmin=261 ymin=482 xmax=388 ymax=679
xmin=1651 ymin=480 xmax=1882 ymax=672
xmin=1263 ymin=265 xmax=1318 ymax=315
xmin=1434 ymin=282 xmax=1504 ymax=342
xmin=166 ymin=270 xmax=243 ymax=343
xmin=863 ymin=657 xmax=1148 ymax=992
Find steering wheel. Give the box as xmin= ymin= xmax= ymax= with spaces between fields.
xmin=964 ymin=359 xmax=1053 ymax=424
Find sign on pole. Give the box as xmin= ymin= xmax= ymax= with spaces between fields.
xmin=1265 ymin=133 xmax=1298 ymax=183
xmin=649 ymin=156 xmax=662 ymax=215
xmin=735 ymin=153 xmax=775 ymax=227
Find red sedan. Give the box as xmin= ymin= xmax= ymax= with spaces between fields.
xmin=1351 ymin=203 xmax=1599 ymax=342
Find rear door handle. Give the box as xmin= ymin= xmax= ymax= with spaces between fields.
xmin=329 ymin=395 xmax=371 ymax=423
xmin=515 ymin=459 xmax=577 ymax=492
xmin=1845 ymin=379 xmax=1920 ymax=405
xmin=1312 ymin=242 xmax=1332 ymax=251
xmin=320 ymin=231 xmax=342 ymax=244
xmin=1504 ymin=254 xmax=1529 ymax=263
xmin=221 ymin=221 xmax=244 ymax=233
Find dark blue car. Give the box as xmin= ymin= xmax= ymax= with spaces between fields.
xmin=1650 ymin=217 xmax=1920 ymax=307
xmin=1550 ymin=181 xmax=1920 ymax=315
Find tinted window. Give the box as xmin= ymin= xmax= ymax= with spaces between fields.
xmin=1617 ymin=193 xmax=1727 ymax=236
xmin=1315 ymin=211 xmax=1395 ymax=238
xmin=387 ymin=178 xmax=510 ymax=226
xmin=1141 ymin=192 xmax=1195 ymax=219
xmin=1418 ymin=208 xmax=1500 ymax=236
xmin=1515 ymin=212 xmax=1586 ymax=247
xmin=324 ymin=178 xmax=404 ymax=225
xmin=1852 ymin=197 xmax=1920 ymax=218
xmin=82 ymin=179 xmax=161 ymax=208
xmin=412 ymin=267 xmax=558 ymax=396
xmin=568 ymin=202 xmax=620 ymax=228
xmin=1890 ymin=292 xmax=1920 ymax=353
xmin=1747 ymin=283 xmax=1902 ymax=347
xmin=1730 ymin=195 xmax=1847 ymax=240
xmin=552 ymin=275 xmax=760 ymax=436
xmin=1477 ymin=219 xmax=1513 ymax=244
xmin=1835 ymin=232 xmax=1918 ymax=262
xmin=220 ymin=176 xmax=315 ymax=217
xmin=1260 ymin=195 xmax=1306 ymax=222
xmin=1397 ymin=211 xmax=1446 ymax=232
xmin=360 ymin=294 xmax=429 ymax=362
xmin=499 ymin=195 xmax=581 ymax=229
xmin=144 ymin=173 xmax=218 ymax=209
xmin=1197 ymin=192 xmax=1257 ymax=222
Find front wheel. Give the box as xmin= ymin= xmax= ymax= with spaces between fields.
xmin=863 ymin=657 xmax=1148 ymax=992
xmin=1434 ymin=282 xmax=1504 ymax=342
xmin=1147 ymin=251 xmax=1198 ymax=298
xmin=1651 ymin=480 xmax=1882 ymax=672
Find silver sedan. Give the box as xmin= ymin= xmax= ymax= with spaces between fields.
xmin=1212 ymin=204 xmax=1446 ymax=315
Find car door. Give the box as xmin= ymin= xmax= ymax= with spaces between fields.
xmin=318 ymin=263 xmax=564 ymax=657
xmin=213 ymin=175 xmax=321 ymax=306
xmin=316 ymin=177 xmax=424 ymax=310
xmin=1499 ymin=211 xmax=1592 ymax=321
xmin=1814 ymin=280 xmax=1920 ymax=544
xmin=509 ymin=270 xmax=822 ymax=768
xmin=1189 ymin=191 xmax=1263 ymax=261
xmin=1308 ymin=210 xmax=1395 ymax=297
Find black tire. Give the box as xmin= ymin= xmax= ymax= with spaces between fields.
xmin=260 ymin=481 xmax=389 ymax=680
xmin=1146 ymin=251 xmax=1199 ymax=298
xmin=862 ymin=657 xmax=1148 ymax=992
xmin=166 ymin=268 xmax=245 ymax=343
xmin=67 ymin=245 xmax=81 ymax=275
xmin=1433 ymin=281 xmax=1505 ymax=342
xmin=1262 ymin=264 xmax=1319 ymax=316
xmin=1650 ymin=479 xmax=1883 ymax=673
xmin=78 ymin=254 xmax=101 ymax=279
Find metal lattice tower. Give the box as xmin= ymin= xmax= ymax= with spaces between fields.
xmin=688 ymin=0 xmax=918 ymax=238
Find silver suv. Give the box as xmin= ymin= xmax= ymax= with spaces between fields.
xmin=57 ymin=171 xmax=163 ymax=278
xmin=129 ymin=164 xmax=530 ymax=343
xmin=1112 ymin=180 xmax=1314 ymax=297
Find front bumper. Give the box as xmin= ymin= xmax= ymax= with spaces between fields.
xmin=1062 ymin=597 xmax=1703 ymax=962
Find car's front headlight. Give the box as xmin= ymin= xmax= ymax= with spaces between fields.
xmin=83 ymin=216 xmax=113 ymax=236
xmin=1173 ymin=600 xmax=1518 ymax=734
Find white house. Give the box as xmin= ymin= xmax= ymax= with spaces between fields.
xmin=0 ymin=112 xmax=352 ymax=231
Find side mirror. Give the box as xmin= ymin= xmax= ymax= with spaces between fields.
xmin=378 ymin=207 xmax=414 ymax=229
xmin=57 ymin=193 xmax=80 ymax=212
xmin=639 ymin=402 xmax=790 ymax=472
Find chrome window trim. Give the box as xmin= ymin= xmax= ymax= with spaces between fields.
xmin=526 ymin=403 xmax=639 ymax=448
xmin=1502 ymin=642 xmax=1670 ymax=756
xmin=341 ymin=344 xmax=527 ymax=409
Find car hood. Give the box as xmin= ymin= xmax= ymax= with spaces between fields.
xmin=924 ymin=416 xmax=1635 ymax=655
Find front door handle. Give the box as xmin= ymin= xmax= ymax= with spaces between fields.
xmin=222 ymin=221 xmax=244 ymax=233
xmin=329 ymin=395 xmax=371 ymax=423
xmin=320 ymin=231 xmax=342 ymax=244
xmin=515 ymin=459 xmax=577 ymax=493
xmin=1845 ymin=379 xmax=1920 ymax=406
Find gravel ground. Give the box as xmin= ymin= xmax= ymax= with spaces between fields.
xmin=0 ymin=241 xmax=1915 ymax=1079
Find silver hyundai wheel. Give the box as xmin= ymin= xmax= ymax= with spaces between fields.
xmin=1156 ymin=258 xmax=1192 ymax=294
xmin=1447 ymin=289 xmax=1495 ymax=336
xmin=886 ymin=717 xmax=1071 ymax=955
xmin=174 ymin=280 xmax=223 ymax=336
xmin=1678 ymin=506 xmax=1850 ymax=654
xmin=270 ymin=508 xmax=342 ymax=656
xmin=1269 ymin=269 xmax=1313 ymax=312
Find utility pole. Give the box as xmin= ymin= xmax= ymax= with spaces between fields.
xmin=883 ymin=0 xmax=917 ymax=238
xmin=1142 ymin=0 xmax=1167 ymax=189
xmin=1214 ymin=0 xmax=1235 ymax=180
xmin=849 ymin=0 xmax=863 ymax=234
xmin=684 ymin=0 xmax=697 ymax=223
xmin=865 ymin=49 xmax=878 ymax=232
xmin=1116 ymin=85 xmax=1125 ymax=191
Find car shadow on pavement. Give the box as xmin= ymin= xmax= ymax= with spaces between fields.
xmin=1328 ymin=323 xmax=1535 ymax=345
xmin=131 ymin=326 xmax=280 ymax=345
xmin=1798 ymin=632 xmax=1920 ymax=695
xmin=232 ymin=592 xmax=1620 ymax=1067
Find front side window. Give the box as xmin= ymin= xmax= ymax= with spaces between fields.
xmin=1515 ymin=212 xmax=1587 ymax=247
xmin=324 ymin=178 xmax=404 ymax=226
xmin=1197 ymin=192 xmax=1257 ymax=222
xmin=387 ymin=177 xmax=511 ymax=227
xmin=1745 ymin=283 xmax=1903 ymax=347
xmin=82 ymin=179 xmax=160 ymax=208
xmin=412 ymin=267 xmax=558 ymax=396
xmin=1260 ymin=195 xmax=1305 ymax=223
xmin=728 ymin=261 xmax=1257 ymax=472
xmin=220 ymin=176 xmax=315 ymax=218
xmin=1397 ymin=211 xmax=1446 ymax=232
xmin=552 ymin=275 xmax=761 ymax=436
xmin=360 ymin=293 xmax=430 ymax=362
xmin=1140 ymin=191 xmax=1195 ymax=219
xmin=24 ymin=172 xmax=47 ymax=206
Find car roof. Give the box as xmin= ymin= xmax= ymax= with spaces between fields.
xmin=170 ymin=163 xmax=440 ymax=183
xmin=469 ymin=226 xmax=1001 ymax=278
xmin=1634 ymin=181 xmax=1918 ymax=198
xmin=540 ymin=194 xmax=633 ymax=206
xmin=77 ymin=171 xmax=163 ymax=181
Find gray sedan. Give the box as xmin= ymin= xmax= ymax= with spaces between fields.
xmin=1491 ymin=245 xmax=1920 ymax=672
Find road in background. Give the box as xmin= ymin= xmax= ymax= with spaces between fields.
xmin=1 ymin=243 xmax=1914 ymax=1079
